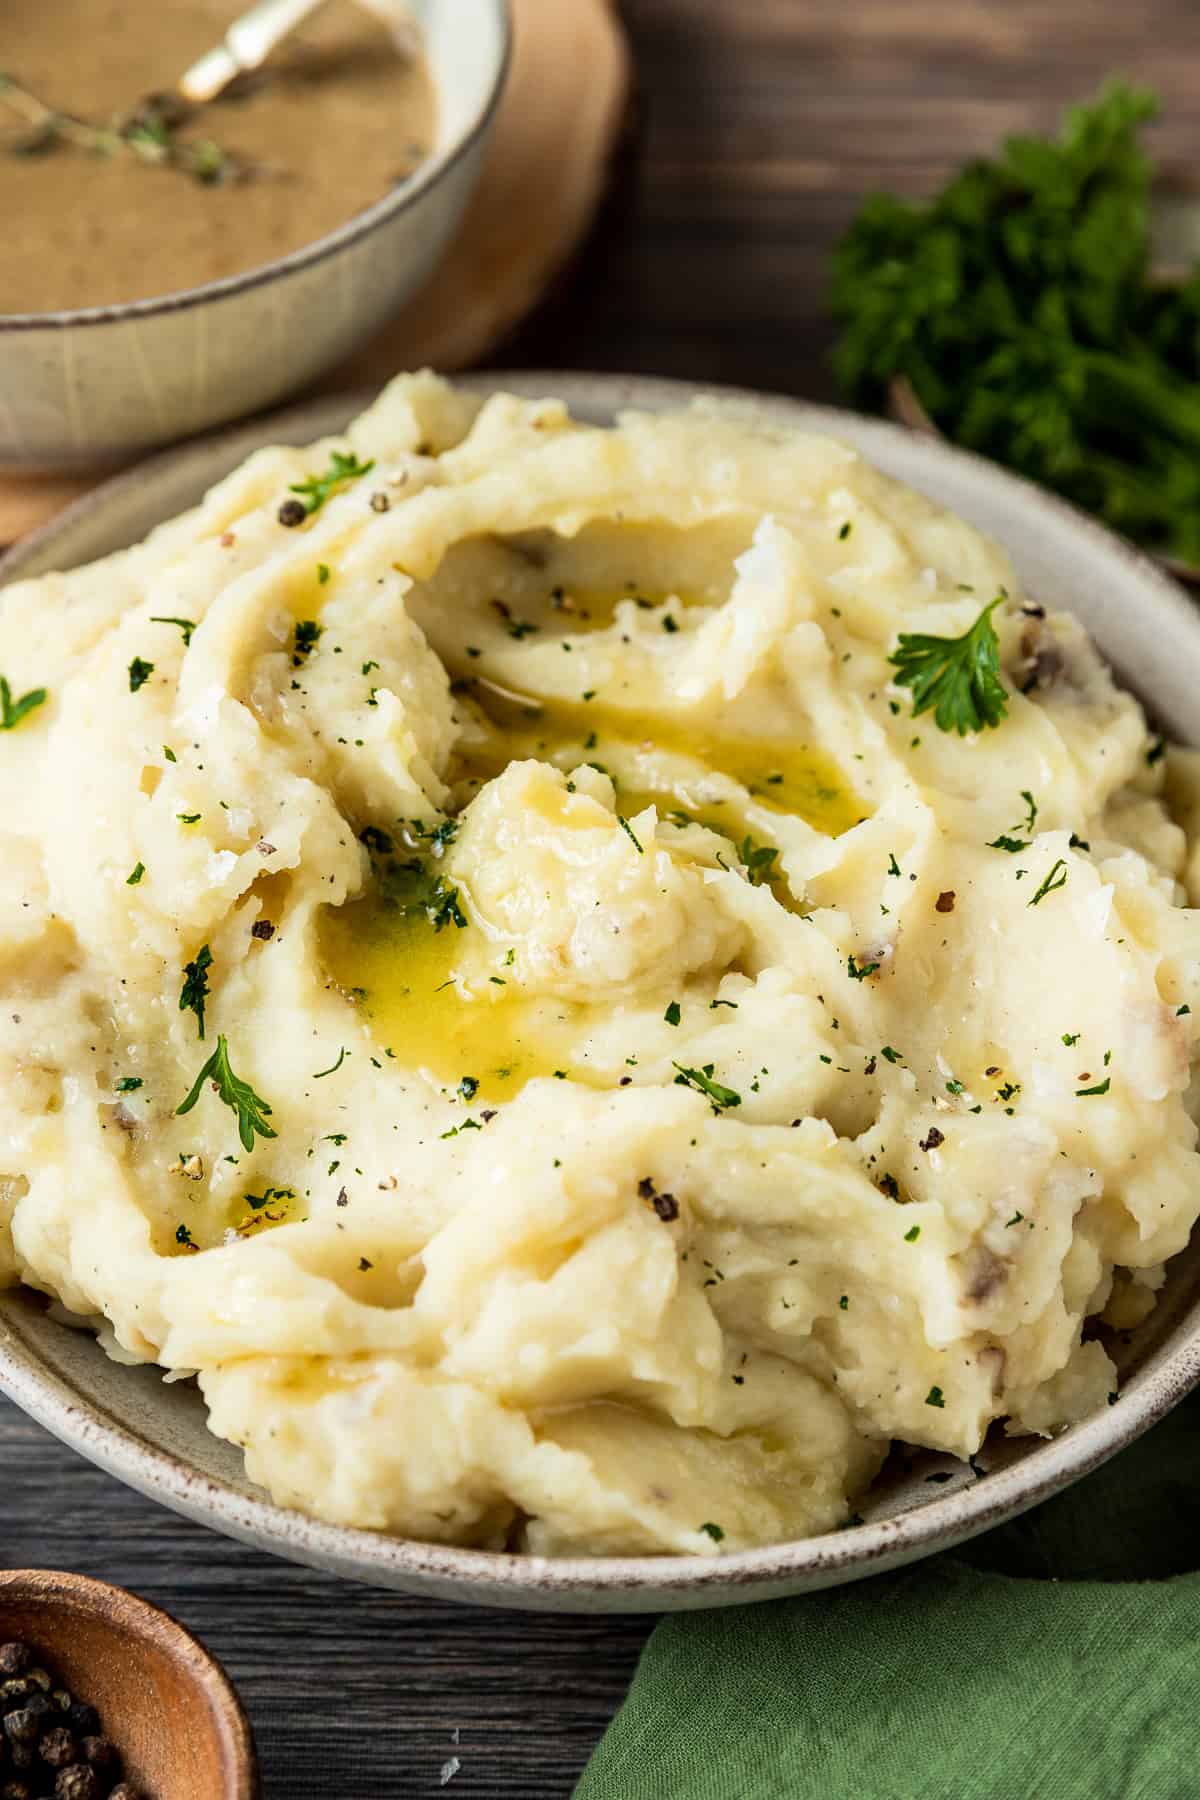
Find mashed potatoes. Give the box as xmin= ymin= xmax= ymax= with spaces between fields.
xmin=2 ymin=373 xmax=1199 ymax=1556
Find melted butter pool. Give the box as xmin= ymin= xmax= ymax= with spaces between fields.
xmin=453 ymin=682 xmax=863 ymax=838
xmin=321 ymin=661 xmax=865 ymax=1094
xmin=320 ymin=898 xmax=595 ymax=1101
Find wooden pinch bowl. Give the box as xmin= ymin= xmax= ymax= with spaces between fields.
xmin=0 ymin=1571 xmax=258 ymax=1799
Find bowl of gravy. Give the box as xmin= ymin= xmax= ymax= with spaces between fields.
xmin=0 ymin=0 xmax=509 ymax=466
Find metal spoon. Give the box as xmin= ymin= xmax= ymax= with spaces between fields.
xmin=179 ymin=0 xmax=327 ymax=105
xmin=178 ymin=0 xmax=415 ymax=106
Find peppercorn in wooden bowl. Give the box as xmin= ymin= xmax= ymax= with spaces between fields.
xmin=0 ymin=1573 xmax=257 ymax=1800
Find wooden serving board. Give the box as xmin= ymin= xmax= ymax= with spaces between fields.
xmin=0 ymin=0 xmax=631 ymax=546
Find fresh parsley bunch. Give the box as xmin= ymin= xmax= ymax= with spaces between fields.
xmin=830 ymin=81 xmax=1200 ymax=563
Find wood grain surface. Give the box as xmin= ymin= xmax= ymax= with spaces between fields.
xmin=6 ymin=2 xmax=1200 ymax=1794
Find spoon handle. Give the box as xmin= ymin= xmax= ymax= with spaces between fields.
xmin=177 ymin=0 xmax=328 ymax=104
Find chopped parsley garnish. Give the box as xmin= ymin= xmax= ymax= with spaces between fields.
xmin=945 ymin=1078 xmax=965 ymax=1096
xmin=243 ymin=1185 xmax=295 ymax=1211
xmin=1062 ymin=1031 xmax=1080 ymax=1046
xmin=317 ymin=563 xmax=331 ymax=585
xmin=838 ymin=520 xmax=853 ymax=540
xmin=673 ymin=1063 xmax=742 ymax=1111
xmin=0 ymin=676 xmax=47 ymax=732
xmin=426 ymin=877 xmax=468 ymax=931
xmin=288 ymin=449 xmax=376 ymax=517
xmin=988 ymin=835 xmax=1029 ymax=853
xmin=126 ymin=862 xmax=145 ymax=886
xmin=1178 ymin=1004 xmax=1191 ymax=1017
xmin=839 ymin=1294 xmax=849 ymax=1310
xmin=847 ymin=953 xmax=880 ymax=981
xmin=1018 ymin=791 xmax=1038 ymax=834
xmin=880 ymin=1045 xmax=902 ymax=1064
xmin=127 ymin=657 xmax=154 ymax=693
xmin=888 ymin=596 xmax=1008 ymax=735
xmin=458 ymin=1076 xmax=479 ymax=1100
xmin=739 ymin=835 xmax=779 ymax=886
xmin=698 ymin=1521 xmax=725 ymax=1542
xmin=177 ymin=812 xmax=201 ymax=826
xmin=313 ymin=1048 xmax=348 ymax=1079
xmin=175 ymin=1223 xmax=197 ymax=1250
xmin=662 ymin=614 xmax=679 ymax=633
xmin=1028 ymin=858 xmax=1068 ymax=906
xmin=887 ymin=853 xmax=901 ymax=877
xmin=618 ymin=815 xmax=644 ymax=854
xmin=664 ymin=1001 xmax=682 ymax=1027
xmin=1076 ymin=1076 xmax=1111 ymax=1096
xmin=292 ymin=619 xmax=323 ymax=666
xmin=163 ymin=745 xmax=177 ymax=763
xmin=115 ymin=1076 xmax=143 ymax=1092
xmin=925 ymin=1385 xmax=945 ymax=1408
xmin=371 ymin=840 xmax=468 ymax=932
xmin=149 ymin=615 xmax=196 ymax=646
xmin=1005 ymin=1211 xmax=1024 ymax=1227
xmin=904 ymin=1224 xmax=921 ymax=1242
xmin=176 ymin=1034 xmax=276 ymax=1152
xmin=179 ymin=943 xmax=213 ymax=1040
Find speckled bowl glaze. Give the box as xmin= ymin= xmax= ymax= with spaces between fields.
xmin=0 ymin=0 xmax=509 ymax=469
xmin=2 ymin=373 xmax=1199 ymax=1614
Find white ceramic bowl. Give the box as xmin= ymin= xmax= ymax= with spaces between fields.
xmin=0 ymin=0 xmax=509 ymax=469
xmin=2 ymin=373 xmax=1199 ymax=1612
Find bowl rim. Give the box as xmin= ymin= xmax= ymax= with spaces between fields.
xmin=2 ymin=369 xmax=1200 ymax=1610
xmin=0 ymin=1567 xmax=259 ymax=1796
xmin=0 ymin=0 xmax=511 ymax=333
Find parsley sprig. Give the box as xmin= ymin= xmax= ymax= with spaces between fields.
xmin=889 ymin=597 xmax=1009 ymax=735
xmin=288 ymin=449 xmax=376 ymax=518
xmin=176 ymin=1034 xmax=276 ymax=1152
xmin=673 ymin=1062 xmax=742 ymax=1112
xmin=739 ymin=835 xmax=780 ymax=886
xmin=180 ymin=944 xmax=213 ymax=1040
xmin=0 ymin=675 xmax=47 ymax=731
xmin=830 ymin=82 xmax=1200 ymax=564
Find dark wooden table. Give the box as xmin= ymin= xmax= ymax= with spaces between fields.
xmin=5 ymin=1 xmax=1200 ymax=1792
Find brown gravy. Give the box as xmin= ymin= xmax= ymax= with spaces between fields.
xmin=0 ymin=1 xmax=437 ymax=313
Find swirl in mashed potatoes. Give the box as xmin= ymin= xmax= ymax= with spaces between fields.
xmin=2 ymin=374 xmax=1200 ymax=1555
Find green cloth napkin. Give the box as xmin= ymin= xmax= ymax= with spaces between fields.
xmin=577 ymin=1390 xmax=1200 ymax=1799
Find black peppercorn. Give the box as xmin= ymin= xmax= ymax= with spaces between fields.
xmin=38 ymin=1728 xmax=78 ymax=1770
xmin=4 ymin=1711 xmax=38 ymax=1747
xmin=276 ymin=497 xmax=307 ymax=528
xmin=80 ymin=1740 xmax=117 ymax=1776
xmin=55 ymin=1767 xmax=100 ymax=1800
xmin=108 ymin=1786 xmax=141 ymax=1800
xmin=0 ymin=1681 xmax=32 ymax=1710
xmin=49 ymin=1692 xmax=71 ymax=1715
xmin=0 ymin=1652 xmax=29 ymax=1681
xmin=63 ymin=1709 xmax=96 ymax=1742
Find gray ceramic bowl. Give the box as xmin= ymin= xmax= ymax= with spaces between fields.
xmin=0 ymin=0 xmax=509 ymax=470
xmin=2 ymin=373 xmax=1199 ymax=1613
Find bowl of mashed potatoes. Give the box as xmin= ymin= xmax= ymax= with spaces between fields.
xmin=1 ymin=372 xmax=1199 ymax=1611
